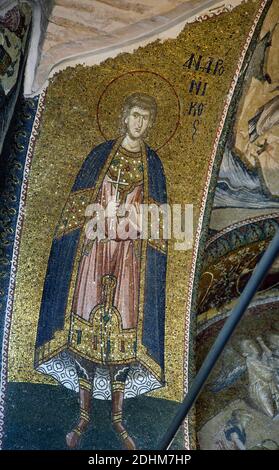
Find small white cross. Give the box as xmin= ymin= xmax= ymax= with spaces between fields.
xmin=107 ymin=168 xmax=129 ymax=201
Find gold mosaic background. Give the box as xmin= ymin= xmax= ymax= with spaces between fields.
xmin=8 ymin=1 xmax=263 ymax=402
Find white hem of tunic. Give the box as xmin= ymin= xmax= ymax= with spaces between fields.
xmin=36 ymin=350 xmax=163 ymax=399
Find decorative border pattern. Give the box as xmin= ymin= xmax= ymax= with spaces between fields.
xmin=195 ymin=3 xmax=234 ymax=21
xmin=206 ymin=213 xmax=279 ymax=248
xmin=197 ymin=294 xmax=279 ymax=335
xmin=201 ymin=215 xmax=279 ymax=270
xmin=0 ymin=91 xmax=46 ymax=448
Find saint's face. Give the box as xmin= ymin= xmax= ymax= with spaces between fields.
xmin=125 ymin=106 xmax=151 ymax=140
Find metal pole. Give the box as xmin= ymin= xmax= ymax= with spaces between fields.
xmin=158 ymin=229 xmax=279 ymax=450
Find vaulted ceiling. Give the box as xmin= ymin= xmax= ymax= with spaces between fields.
xmin=43 ymin=0 xmax=192 ymax=54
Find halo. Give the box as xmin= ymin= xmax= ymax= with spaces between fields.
xmin=97 ymin=70 xmax=180 ymax=151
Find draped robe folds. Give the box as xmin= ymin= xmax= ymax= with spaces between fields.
xmin=35 ymin=138 xmax=168 ymax=399
xmin=246 ymin=356 xmax=279 ymax=417
xmin=73 ymin=174 xmax=143 ymax=330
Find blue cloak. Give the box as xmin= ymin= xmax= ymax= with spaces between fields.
xmin=35 ymin=139 xmax=167 ymax=383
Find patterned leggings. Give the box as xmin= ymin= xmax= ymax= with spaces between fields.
xmin=74 ymin=356 xmax=130 ymax=388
